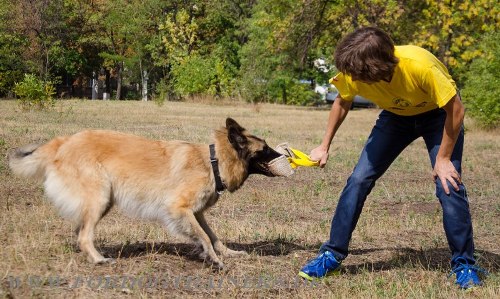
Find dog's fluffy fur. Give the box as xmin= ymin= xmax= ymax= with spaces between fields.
xmin=8 ymin=118 xmax=284 ymax=268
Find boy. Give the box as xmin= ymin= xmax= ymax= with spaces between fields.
xmin=299 ymin=27 xmax=485 ymax=289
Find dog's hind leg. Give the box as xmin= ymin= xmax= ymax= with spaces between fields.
xmin=176 ymin=208 xmax=224 ymax=269
xmin=194 ymin=212 xmax=248 ymax=258
xmin=76 ymin=186 xmax=114 ymax=264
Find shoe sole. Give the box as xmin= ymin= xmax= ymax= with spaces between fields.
xmin=460 ymin=282 xmax=483 ymax=290
xmin=298 ymin=269 xmax=340 ymax=281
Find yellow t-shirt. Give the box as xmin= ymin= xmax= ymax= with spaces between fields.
xmin=330 ymin=45 xmax=457 ymax=116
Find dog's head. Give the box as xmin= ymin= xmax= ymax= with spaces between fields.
xmin=225 ymin=118 xmax=288 ymax=177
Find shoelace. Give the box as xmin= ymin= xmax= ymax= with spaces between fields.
xmin=308 ymin=252 xmax=328 ymax=268
xmin=448 ymin=258 xmax=489 ymax=283
xmin=308 ymin=252 xmax=336 ymax=273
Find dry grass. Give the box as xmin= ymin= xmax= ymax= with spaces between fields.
xmin=0 ymin=99 xmax=498 ymax=298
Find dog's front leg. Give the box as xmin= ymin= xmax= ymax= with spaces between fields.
xmin=180 ymin=209 xmax=224 ymax=269
xmin=194 ymin=212 xmax=248 ymax=258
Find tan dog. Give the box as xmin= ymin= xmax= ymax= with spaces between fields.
xmin=8 ymin=118 xmax=290 ymax=268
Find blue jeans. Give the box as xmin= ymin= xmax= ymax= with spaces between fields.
xmin=320 ymin=108 xmax=475 ymax=268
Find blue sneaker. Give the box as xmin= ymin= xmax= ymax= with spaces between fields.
xmin=450 ymin=257 xmax=488 ymax=289
xmin=298 ymin=251 xmax=341 ymax=280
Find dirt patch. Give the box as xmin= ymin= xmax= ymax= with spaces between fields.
xmin=375 ymin=201 xmax=442 ymax=216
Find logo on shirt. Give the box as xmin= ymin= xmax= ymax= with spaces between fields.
xmin=389 ymin=98 xmax=429 ymax=110
xmin=390 ymin=98 xmax=411 ymax=110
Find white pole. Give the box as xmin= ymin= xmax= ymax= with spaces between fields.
xmin=142 ymin=70 xmax=148 ymax=101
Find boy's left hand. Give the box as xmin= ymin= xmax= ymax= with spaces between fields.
xmin=432 ymin=158 xmax=461 ymax=195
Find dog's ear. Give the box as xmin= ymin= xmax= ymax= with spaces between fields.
xmin=226 ymin=118 xmax=245 ymax=132
xmin=226 ymin=118 xmax=248 ymax=153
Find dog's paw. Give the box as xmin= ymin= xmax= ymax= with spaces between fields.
xmin=211 ymin=260 xmax=225 ymax=271
xmin=198 ymin=251 xmax=209 ymax=261
xmin=95 ymin=257 xmax=116 ymax=265
xmin=214 ymin=243 xmax=248 ymax=257
xmin=222 ymin=249 xmax=248 ymax=258
xmin=199 ymin=252 xmax=225 ymax=270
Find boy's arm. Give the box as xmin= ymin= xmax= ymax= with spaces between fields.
xmin=432 ymin=94 xmax=465 ymax=194
xmin=310 ymin=94 xmax=352 ymax=167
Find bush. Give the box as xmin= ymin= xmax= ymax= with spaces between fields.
xmin=0 ymin=70 xmax=24 ymax=97
xmin=13 ymin=74 xmax=55 ymax=110
xmin=153 ymin=77 xmax=181 ymax=106
xmin=461 ymin=33 xmax=500 ymax=129
xmin=172 ymin=56 xmax=215 ymax=96
xmin=266 ymin=79 xmax=320 ymax=105
xmin=281 ymin=81 xmax=319 ymax=106
xmin=241 ymin=76 xmax=319 ymax=105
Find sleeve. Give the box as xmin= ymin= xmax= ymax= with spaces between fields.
xmin=421 ymin=65 xmax=457 ymax=108
xmin=329 ymin=73 xmax=355 ymax=101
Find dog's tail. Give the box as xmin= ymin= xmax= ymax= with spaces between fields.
xmin=8 ymin=137 xmax=65 ymax=182
xmin=8 ymin=143 xmax=47 ymax=181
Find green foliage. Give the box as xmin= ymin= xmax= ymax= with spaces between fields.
xmin=14 ymin=74 xmax=55 ymax=110
xmin=239 ymin=0 xmax=338 ymax=104
xmin=0 ymin=70 xmax=24 ymax=97
xmin=157 ymin=3 xmax=240 ymax=98
xmin=461 ymin=32 xmax=500 ymax=129
xmin=0 ymin=1 xmax=26 ymax=96
xmin=160 ymin=8 xmax=200 ymax=63
xmin=172 ymin=56 xmax=213 ymax=96
xmin=49 ymin=41 xmax=85 ymax=77
xmin=153 ymin=78 xmax=169 ymax=106
xmin=1 ymin=0 xmax=498 ymax=107
xmin=239 ymin=0 xmax=304 ymax=104
xmin=171 ymin=53 xmax=237 ymax=98
xmin=271 ymin=80 xmax=320 ymax=106
xmin=412 ymin=0 xmax=499 ymax=82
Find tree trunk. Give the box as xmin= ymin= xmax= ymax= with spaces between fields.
xmin=140 ymin=60 xmax=148 ymax=101
xmin=91 ymin=71 xmax=98 ymax=100
xmin=116 ymin=62 xmax=123 ymax=100
xmin=105 ymin=69 xmax=111 ymax=94
xmin=282 ymin=85 xmax=287 ymax=104
xmin=142 ymin=70 xmax=148 ymax=101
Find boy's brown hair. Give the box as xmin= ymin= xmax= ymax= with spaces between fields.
xmin=334 ymin=27 xmax=399 ymax=82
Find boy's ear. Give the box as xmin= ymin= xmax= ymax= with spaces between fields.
xmin=226 ymin=118 xmax=248 ymax=152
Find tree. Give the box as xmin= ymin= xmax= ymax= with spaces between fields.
xmin=0 ymin=0 xmax=26 ymax=96
xmin=156 ymin=0 xmax=246 ymax=98
xmin=9 ymin=0 xmax=87 ymax=81
xmin=1 ymin=0 xmax=497 ymax=104
xmin=97 ymin=0 xmax=135 ymax=100
xmin=2 ymin=0 xmax=100 ymax=98
xmin=411 ymin=0 xmax=499 ymax=83
xmin=461 ymin=32 xmax=500 ymax=128
xmin=239 ymin=0 xmax=340 ymax=104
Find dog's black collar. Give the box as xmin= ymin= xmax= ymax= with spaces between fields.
xmin=209 ymin=144 xmax=226 ymax=195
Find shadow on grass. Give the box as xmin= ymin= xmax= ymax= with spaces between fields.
xmin=345 ymin=247 xmax=500 ymax=273
xmin=100 ymin=239 xmax=318 ymax=263
xmin=101 ymin=240 xmax=499 ymax=273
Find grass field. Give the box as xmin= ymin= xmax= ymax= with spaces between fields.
xmin=0 ymin=99 xmax=498 ymax=298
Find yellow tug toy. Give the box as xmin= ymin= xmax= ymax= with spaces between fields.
xmin=275 ymin=143 xmax=320 ymax=168
xmin=287 ymin=147 xmax=320 ymax=168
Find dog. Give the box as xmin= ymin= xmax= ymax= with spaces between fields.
xmin=8 ymin=118 xmax=291 ymax=268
